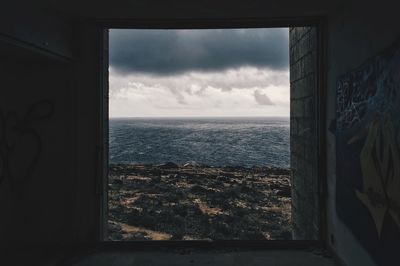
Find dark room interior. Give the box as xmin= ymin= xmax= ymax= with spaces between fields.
xmin=0 ymin=1 xmax=399 ymax=265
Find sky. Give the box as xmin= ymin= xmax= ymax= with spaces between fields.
xmin=109 ymin=28 xmax=289 ymax=117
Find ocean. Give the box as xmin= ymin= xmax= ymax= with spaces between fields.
xmin=109 ymin=117 xmax=290 ymax=168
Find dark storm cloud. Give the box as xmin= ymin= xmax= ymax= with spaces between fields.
xmin=109 ymin=28 xmax=288 ymax=75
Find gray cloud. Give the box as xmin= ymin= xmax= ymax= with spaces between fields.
xmin=109 ymin=28 xmax=288 ymax=75
xmin=169 ymin=87 xmax=186 ymax=104
xmin=254 ymin=90 xmax=274 ymax=105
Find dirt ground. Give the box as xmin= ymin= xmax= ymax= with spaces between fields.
xmin=107 ymin=163 xmax=292 ymax=241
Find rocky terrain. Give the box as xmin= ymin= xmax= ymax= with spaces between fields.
xmin=108 ymin=163 xmax=292 ymax=241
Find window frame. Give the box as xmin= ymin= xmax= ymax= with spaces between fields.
xmin=96 ymin=17 xmax=327 ymax=249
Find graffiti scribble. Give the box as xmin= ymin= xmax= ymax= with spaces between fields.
xmin=0 ymin=100 xmax=54 ymax=185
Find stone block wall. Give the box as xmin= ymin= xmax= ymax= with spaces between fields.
xmin=289 ymin=27 xmax=319 ymax=240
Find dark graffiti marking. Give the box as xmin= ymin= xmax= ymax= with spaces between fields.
xmin=336 ymin=40 xmax=400 ymax=265
xmin=0 ymin=100 xmax=55 ymax=185
xmin=336 ymin=62 xmax=376 ymax=132
xmin=356 ymin=115 xmax=400 ymax=236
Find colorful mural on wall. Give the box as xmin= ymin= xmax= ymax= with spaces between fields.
xmin=336 ymin=41 xmax=400 ymax=265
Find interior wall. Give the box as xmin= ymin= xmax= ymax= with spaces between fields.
xmin=0 ymin=4 xmax=79 ymax=246
xmin=0 ymin=1 xmax=74 ymax=60
xmin=326 ymin=2 xmax=400 ymax=265
xmin=0 ymin=56 xmax=76 ymax=245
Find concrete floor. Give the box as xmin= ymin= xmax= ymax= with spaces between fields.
xmin=66 ymin=250 xmax=337 ymax=266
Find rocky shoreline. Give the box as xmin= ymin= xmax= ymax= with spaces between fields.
xmin=108 ymin=163 xmax=292 ymax=241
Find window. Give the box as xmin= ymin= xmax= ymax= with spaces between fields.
xmin=100 ymin=23 xmax=323 ymax=244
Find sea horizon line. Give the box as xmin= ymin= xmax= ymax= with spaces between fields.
xmin=109 ymin=115 xmax=290 ymax=119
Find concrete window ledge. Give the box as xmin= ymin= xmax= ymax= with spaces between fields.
xmin=63 ymin=249 xmax=336 ymax=266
